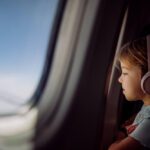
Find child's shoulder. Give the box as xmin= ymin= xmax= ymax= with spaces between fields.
xmin=142 ymin=105 xmax=150 ymax=119
xmin=134 ymin=105 xmax=150 ymax=124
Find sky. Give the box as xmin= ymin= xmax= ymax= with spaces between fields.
xmin=0 ymin=0 xmax=59 ymax=114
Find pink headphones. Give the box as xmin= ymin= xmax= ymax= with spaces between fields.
xmin=141 ymin=35 xmax=150 ymax=94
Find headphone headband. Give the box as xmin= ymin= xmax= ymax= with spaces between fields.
xmin=141 ymin=35 xmax=150 ymax=94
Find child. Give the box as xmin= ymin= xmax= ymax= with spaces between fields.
xmin=108 ymin=37 xmax=150 ymax=150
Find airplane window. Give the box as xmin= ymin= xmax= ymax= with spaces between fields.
xmin=0 ymin=0 xmax=59 ymax=114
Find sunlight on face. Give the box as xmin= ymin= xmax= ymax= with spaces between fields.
xmin=118 ymin=60 xmax=145 ymax=101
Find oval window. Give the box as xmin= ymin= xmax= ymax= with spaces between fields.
xmin=0 ymin=0 xmax=59 ymax=114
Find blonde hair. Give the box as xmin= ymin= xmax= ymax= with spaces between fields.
xmin=118 ymin=37 xmax=148 ymax=75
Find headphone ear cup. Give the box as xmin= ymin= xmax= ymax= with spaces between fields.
xmin=141 ymin=71 xmax=150 ymax=94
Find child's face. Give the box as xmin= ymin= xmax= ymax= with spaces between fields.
xmin=118 ymin=60 xmax=145 ymax=101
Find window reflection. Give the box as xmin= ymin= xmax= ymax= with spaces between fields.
xmin=0 ymin=0 xmax=59 ymax=114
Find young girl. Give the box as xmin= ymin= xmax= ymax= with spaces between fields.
xmin=108 ymin=37 xmax=150 ymax=150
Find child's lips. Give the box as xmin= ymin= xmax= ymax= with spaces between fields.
xmin=122 ymin=88 xmax=125 ymax=93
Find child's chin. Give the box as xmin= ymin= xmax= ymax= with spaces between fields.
xmin=125 ymin=96 xmax=137 ymax=101
xmin=123 ymin=92 xmax=138 ymax=101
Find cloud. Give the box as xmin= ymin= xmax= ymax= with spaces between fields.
xmin=0 ymin=73 xmax=38 ymax=114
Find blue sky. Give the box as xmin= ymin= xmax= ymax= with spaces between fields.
xmin=0 ymin=0 xmax=59 ymax=114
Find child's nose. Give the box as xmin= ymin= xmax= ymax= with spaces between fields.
xmin=118 ymin=75 xmax=122 ymax=83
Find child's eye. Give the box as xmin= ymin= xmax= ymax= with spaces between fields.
xmin=122 ymin=73 xmax=128 ymax=75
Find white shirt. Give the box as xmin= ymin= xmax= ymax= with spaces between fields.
xmin=130 ymin=105 xmax=150 ymax=148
